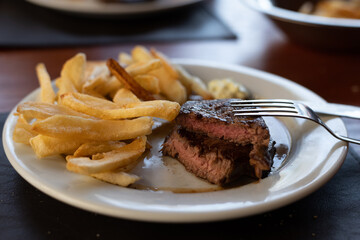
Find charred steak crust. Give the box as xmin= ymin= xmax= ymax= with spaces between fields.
xmin=162 ymin=99 xmax=276 ymax=186
xmin=175 ymin=99 xmax=270 ymax=145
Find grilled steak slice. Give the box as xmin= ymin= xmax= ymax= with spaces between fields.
xmin=162 ymin=126 xmax=275 ymax=186
xmin=173 ymin=99 xmax=273 ymax=178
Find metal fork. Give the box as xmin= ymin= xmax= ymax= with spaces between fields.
xmin=230 ymin=99 xmax=360 ymax=145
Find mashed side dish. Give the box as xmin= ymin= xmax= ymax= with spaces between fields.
xmin=208 ymin=78 xmax=251 ymax=100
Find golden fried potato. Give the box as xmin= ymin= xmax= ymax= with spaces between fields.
xmin=150 ymin=48 xmax=179 ymax=79
xmin=119 ymin=46 xmax=190 ymax=104
xmin=107 ymin=58 xmax=155 ymax=101
xmin=118 ymin=52 xmax=134 ymax=66
xmin=56 ymin=76 xmax=78 ymax=99
xmin=16 ymin=101 xmax=93 ymax=121
xmin=112 ymin=88 xmax=141 ymax=106
xmin=83 ymin=63 xmax=122 ymax=97
xmin=60 ymin=92 xmax=180 ymax=121
xmin=92 ymin=171 xmax=140 ymax=187
xmin=60 ymin=53 xmax=86 ymax=91
xmin=66 ymin=136 xmax=146 ymax=174
xmin=82 ymin=89 xmax=107 ymax=99
xmin=30 ymin=134 xmax=85 ymax=158
xmin=134 ymin=74 xmax=160 ymax=94
xmin=73 ymin=141 xmax=126 ymax=157
xmin=84 ymin=60 xmax=107 ymax=80
xmin=125 ymin=59 xmax=161 ymax=76
xmin=148 ymin=66 xmax=187 ymax=104
xmin=13 ymin=114 xmax=37 ymax=145
xmin=82 ymin=74 xmax=108 ymax=93
xmin=94 ymin=76 xmax=122 ymax=96
xmin=13 ymin=47 xmax=197 ymax=188
xmin=36 ymin=63 xmax=56 ymax=104
xmin=175 ymin=64 xmax=214 ymax=100
xmin=31 ymin=115 xmax=153 ymax=141
xmin=134 ymin=48 xmax=187 ymax=104
xmin=131 ymin=45 xmax=153 ymax=62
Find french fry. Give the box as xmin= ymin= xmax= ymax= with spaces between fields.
xmin=148 ymin=65 xmax=187 ymax=104
xmin=60 ymin=92 xmax=180 ymax=121
xmin=60 ymin=92 xmax=116 ymax=111
xmin=131 ymin=45 xmax=153 ymax=62
xmin=107 ymin=58 xmax=155 ymax=101
xmin=13 ymin=114 xmax=37 ymax=145
xmin=85 ymin=60 xmax=107 ymax=80
xmin=83 ymin=63 xmax=119 ymax=96
xmin=67 ymin=148 xmax=143 ymax=172
xmin=82 ymin=75 xmax=108 ymax=92
xmin=150 ymin=48 xmax=179 ymax=79
xmin=134 ymin=74 xmax=160 ymax=94
xmin=118 ymin=52 xmax=134 ymax=66
xmin=126 ymin=59 xmax=161 ymax=76
xmin=175 ymin=64 xmax=214 ymax=100
xmin=29 ymin=134 xmax=85 ymax=158
xmin=54 ymin=77 xmax=61 ymax=89
xmin=60 ymin=53 xmax=86 ymax=91
xmin=113 ymin=88 xmax=141 ymax=106
xmin=17 ymin=101 xmax=93 ymax=121
xmin=91 ymin=171 xmax=140 ymax=187
xmin=13 ymin=127 xmax=36 ymax=145
xmin=36 ymin=63 xmax=56 ymax=104
xmin=13 ymin=47 xmax=198 ymax=188
xmin=31 ymin=115 xmax=153 ymax=141
xmin=122 ymin=100 xmax=180 ymax=121
xmin=132 ymin=48 xmax=187 ymax=104
xmin=94 ymin=76 xmax=122 ymax=96
xmin=66 ymin=136 xmax=146 ymax=174
xmin=73 ymin=141 xmax=126 ymax=157
xmin=56 ymin=75 xmax=78 ymax=98
xmin=82 ymin=89 xmax=107 ymax=99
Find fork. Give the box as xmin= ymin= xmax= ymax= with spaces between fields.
xmin=230 ymin=99 xmax=360 ymax=145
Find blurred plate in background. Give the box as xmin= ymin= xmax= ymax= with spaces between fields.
xmin=26 ymin=0 xmax=204 ymax=17
xmin=243 ymin=0 xmax=360 ymax=51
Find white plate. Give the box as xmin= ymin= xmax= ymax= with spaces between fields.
xmin=26 ymin=0 xmax=203 ymax=16
xmin=3 ymin=59 xmax=348 ymax=223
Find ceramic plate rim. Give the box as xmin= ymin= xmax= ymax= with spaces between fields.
xmin=3 ymin=59 xmax=348 ymax=223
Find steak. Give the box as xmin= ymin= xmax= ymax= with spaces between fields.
xmin=162 ymin=99 xmax=275 ymax=186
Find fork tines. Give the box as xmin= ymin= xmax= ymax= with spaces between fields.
xmin=230 ymin=99 xmax=299 ymax=116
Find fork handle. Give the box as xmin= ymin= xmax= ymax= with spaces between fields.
xmin=300 ymin=101 xmax=360 ymax=119
xmin=318 ymin=120 xmax=360 ymax=145
xmin=336 ymin=135 xmax=360 ymax=145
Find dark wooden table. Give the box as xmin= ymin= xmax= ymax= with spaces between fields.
xmin=1 ymin=0 xmax=359 ymax=239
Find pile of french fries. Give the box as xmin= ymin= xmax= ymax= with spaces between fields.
xmin=12 ymin=46 xmax=213 ymax=187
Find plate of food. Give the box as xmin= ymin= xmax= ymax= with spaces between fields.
xmin=2 ymin=46 xmax=347 ymax=223
xmin=26 ymin=0 xmax=204 ymax=16
xmin=243 ymin=0 xmax=360 ymax=50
